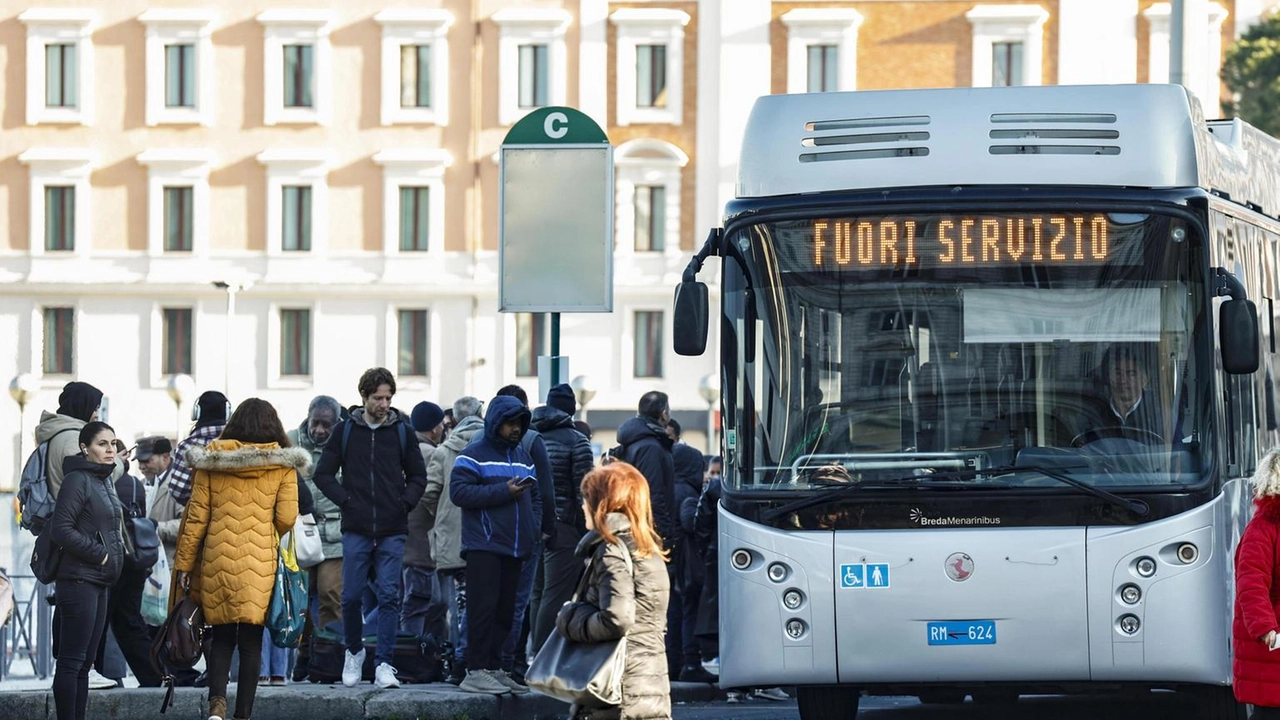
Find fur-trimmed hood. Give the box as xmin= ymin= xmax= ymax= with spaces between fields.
xmin=1253 ymin=450 xmax=1280 ymax=500
xmin=188 ymin=439 xmax=312 ymax=477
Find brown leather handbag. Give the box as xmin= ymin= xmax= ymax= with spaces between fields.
xmin=149 ymin=591 xmax=207 ymax=713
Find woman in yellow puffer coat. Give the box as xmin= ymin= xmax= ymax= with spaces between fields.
xmin=174 ymin=398 xmax=306 ymax=720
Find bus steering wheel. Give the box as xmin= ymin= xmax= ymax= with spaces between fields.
xmin=1070 ymin=426 xmax=1166 ymax=448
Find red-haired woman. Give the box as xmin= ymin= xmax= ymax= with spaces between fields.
xmin=556 ymin=462 xmax=671 ymax=720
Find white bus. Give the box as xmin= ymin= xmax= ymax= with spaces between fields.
xmin=673 ymin=84 xmax=1280 ymax=719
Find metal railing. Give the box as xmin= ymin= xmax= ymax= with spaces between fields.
xmin=0 ymin=571 xmax=53 ymax=680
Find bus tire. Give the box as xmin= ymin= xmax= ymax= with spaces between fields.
xmin=797 ymin=686 xmax=860 ymax=720
xmin=916 ymin=690 xmax=967 ymax=704
xmin=1193 ymin=686 xmax=1247 ymax=720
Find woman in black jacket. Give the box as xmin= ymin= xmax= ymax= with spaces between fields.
xmin=51 ymin=421 xmax=126 ymax=720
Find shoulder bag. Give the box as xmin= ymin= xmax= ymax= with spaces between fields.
xmin=282 ymin=513 xmax=324 ymax=569
xmin=122 ymin=480 xmax=161 ymax=570
xmin=150 ymin=590 xmax=208 ymax=713
xmin=526 ymin=542 xmax=634 ymax=706
xmin=267 ymin=531 xmax=310 ymax=649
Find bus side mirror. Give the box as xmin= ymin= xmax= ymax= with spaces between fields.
xmin=1221 ymin=298 xmax=1260 ymax=374
xmin=674 ymin=281 xmax=709 ymax=356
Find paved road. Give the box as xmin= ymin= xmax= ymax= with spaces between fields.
xmin=672 ymin=692 xmax=1214 ymax=719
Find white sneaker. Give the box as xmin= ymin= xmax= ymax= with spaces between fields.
xmin=457 ymin=669 xmax=509 ymax=695
xmin=374 ymin=663 xmax=400 ymax=689
xmin=492 ymin=669 xmax=530 ymax=695
xmin=342 ymin=648 xmax=366 ymax=687
xmin=702 ymin=657 xmax=720 ymax=676
xmin=87 ymin=669 xmax=117 ymax=690
xmin=751 ymin=687 xmax=790 ymax=701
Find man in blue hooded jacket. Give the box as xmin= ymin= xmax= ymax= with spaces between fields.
xmin=449 ymin=395 xmax=540 ymax=696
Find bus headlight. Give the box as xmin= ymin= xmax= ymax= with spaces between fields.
xmin=783 ymin=589 xmax=805 ymax=610
xmin=1120 ymin=584 xmax=1142 ymax=605
xmin=786 ymin=619 xmax=807 ymax=639
xmin=1135 ymin=556 xmax=1157 ymax=577
xmin=1118 ymin=615 xmax=1141 ymax=635
xmin=767 ymin=562 xmax=790 ymax=583
xmin=1176 ymin=543 xmax=1198 ymax=564
xmin=731 ymin=550 xmax=752 ymax=570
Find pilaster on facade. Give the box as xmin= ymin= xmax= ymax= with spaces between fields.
xmin=372 ymin=149 xmax=452 ymax=260
xmin=780 ymin=8 xmax=864 ymax=93
xmin=138 ymin=9 xmax=216 ymax=127
xmin=257 ymin=9 xmax=333 ymax=127
xmin=19 ymin=8 xmax=97 ymax=126
xmin=374 ymin=9 xmax=454 ymax=127
xmin=137 ymin=149 xmax=215 ymax=259
xmin=257 ymin=149 xmax=331 ymax=259
xmin=19 ymin=148 xmax=97 ymax=259
xmin=610 ymin=8 xmax=691 ymax=126
xmin=966 ymin=4 xmax=1050 ymax=87
xmin=492 ymin=8 xmax=572 ymax=126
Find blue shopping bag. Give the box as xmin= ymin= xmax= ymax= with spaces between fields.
xmin=267 ymin=532 xmax=309 ymax=649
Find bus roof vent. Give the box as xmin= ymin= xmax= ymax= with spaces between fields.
xmin=801 ymin=115 xmax=931 ymax=164
xmin=989 ymin=112 xmax=1121 ymax=156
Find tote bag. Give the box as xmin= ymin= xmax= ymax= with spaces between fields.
xmin=141 ymin=551 xmax=171 ymax=627
xmin=526 ymin=543 xmax=634 ymax=706
xmin=266 ymin=532 xmax=309 ymax=649
xmin=282 ymin=513 xmax=324 ymax=569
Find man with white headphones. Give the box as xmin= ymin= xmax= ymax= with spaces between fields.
xmin=167 ymin=390 xmax=232 ymax=505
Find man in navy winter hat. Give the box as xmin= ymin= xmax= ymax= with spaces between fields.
xmin=545 ymin=383 xmax=577 ymax=418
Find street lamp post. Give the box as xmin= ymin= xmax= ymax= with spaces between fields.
xmin=213 ymin=281 xmax=251 ymax=397
xmin=698 ymin=374 xmax=720 ymax=455
xmin=8 ymin=374 xmax=38 ymax=492
xmin=570 ymin=375 xmax=596 ymax=422
xmin=166 ymin=374 xmax=195 ymax=440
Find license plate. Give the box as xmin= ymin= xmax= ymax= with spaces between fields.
xmin=927 ymin=620 xmax=997 ymax=646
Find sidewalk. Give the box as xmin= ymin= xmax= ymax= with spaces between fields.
xmin=0 ymin=680 xmax=727 ymax=720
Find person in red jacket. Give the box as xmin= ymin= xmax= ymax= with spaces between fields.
xmin=1235 ymin=450 xmax=1280 ymax=716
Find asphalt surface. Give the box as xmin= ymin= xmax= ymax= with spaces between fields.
xmin=671 ymin=692 xmax=1216 ymax=719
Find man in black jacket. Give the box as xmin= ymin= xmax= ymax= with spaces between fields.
xmin=666 ymin=419 xmax=716 ymax=682
xmin=313 ymin=368 xmax=428 ymax=690
xmin=528 ymin=383 xmax=594 ymax=654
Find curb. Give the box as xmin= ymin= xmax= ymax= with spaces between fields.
xmin=0 ymin=681 xmax=725 ymax=720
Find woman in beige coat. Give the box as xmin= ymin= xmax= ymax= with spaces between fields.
xmin=174 ymin=399 xmax=305 ymax=720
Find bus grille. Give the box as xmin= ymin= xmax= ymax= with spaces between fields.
xmin=988 ymin=112 xmax=1121 ymax=156
xmin=800 ymin=115 xmax=931 ymax=164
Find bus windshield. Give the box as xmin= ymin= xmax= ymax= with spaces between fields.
xmin=725 ymin=209 xmax=1209 ymax=491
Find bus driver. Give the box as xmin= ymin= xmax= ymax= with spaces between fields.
xmin=1073 ymin=345 xmax=1166 ymax=446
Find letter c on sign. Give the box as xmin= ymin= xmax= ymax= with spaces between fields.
xmin=544 ymin=112 xmax=569 ymax=140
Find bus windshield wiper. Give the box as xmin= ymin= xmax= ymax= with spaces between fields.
xmin=761 ymin=473 xmax=978 ymax=521
xmin=991 ymin=465 xmax=1150 ymax=517
xmin=760 ymin=464 xmax=1149 ymax=522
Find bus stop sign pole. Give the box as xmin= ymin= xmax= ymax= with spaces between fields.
xmin=499 ymin=107 xmax=613 ymax=399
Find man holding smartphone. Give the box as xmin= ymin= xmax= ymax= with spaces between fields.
xmin=448 ymin=394 xmax=540 ymax=696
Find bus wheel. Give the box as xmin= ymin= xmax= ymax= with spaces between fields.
xmin=1192 ymin=686 xmax=1247 ymax=720
xmin=971 ymin=691 xmax=1019 ymax=705
xmin=917 ymin=690 xmax=967 ymax=704
xmin=797 ymin=687 xmax=860 ymax=720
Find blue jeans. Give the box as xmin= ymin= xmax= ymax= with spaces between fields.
xmin=341 ymin=533 xmax=405 ymax=667
xmin=260 ymin=627 xmax=289 ymax=677
xmin=502 ymin=543 xmax=541 ymax=668
xmin=438 ymin=570 xmax=467 ymax=667
xmin=400 ymin=565 xmax=448 ymax=639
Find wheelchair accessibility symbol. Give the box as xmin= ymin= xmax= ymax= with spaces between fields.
xmin=840 ymin=563 xmax=890 ymax=589
xmin=840 ymin=564 xmax=865 ymax=588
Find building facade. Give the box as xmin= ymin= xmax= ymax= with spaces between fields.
xmin=0 ymin=0 xmax=1274 ymax=478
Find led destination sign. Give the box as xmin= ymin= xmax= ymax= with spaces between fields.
xmin=810 ymin=213 xmax=1110 ymax=269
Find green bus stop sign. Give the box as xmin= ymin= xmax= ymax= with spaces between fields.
xmin=502 ymin=107 xmax=609 ymax=145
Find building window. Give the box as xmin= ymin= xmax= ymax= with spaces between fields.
xmin=282 ymin=186 xmax=312 ymax=252
xmin=400 ymin=45 xmax=431 ymax=108
xmin=636 ymin=45 xmax=667 ymax=108
xmin=21 ymin=9 xmax=95 ymax=126
xmin=163 ymin=187 xmax=193 ymax=252
xmin=516 ymin=313 xmax=547 ymax=377
xmin=44 ymin=186 xmax=75 ymax=252
xmin=283 ymin=44 xmax=314 ymax=108
xmin=399 ymin=187 xmax=430 ymax=252
xmin=634 ymin=311 xmax=664 ymax=378
xmin=375 ymin=10 xmax=453 ymax=126
xmin=162 ymin=308 xmax=193 ymax=375
xmin=782 ymin=9 xmax=862 ymax=94
xmin=43 ymin=308 xmax=74 ymax=375
xmin=992 ymin=41 xmax=1023 ymax=86
xmin=518 ymin=44 xmax=549 ymax=108
xmin=45 ymin=44 xmax=78 ymax=108
xmin=140 ymin=9 xmax=214 ymax=126
xmin=611 ymin=9 xmax=688 ymax=126
xmin=807 ymin=45 xmax=839 ymax=92
xmin=280 ymin=309 xmax=311 ymax=376
xmin=634 ymin=185 xmax=666 ymax=252
xmin=494 ymin=8 xmax=570 ymax=125
xmin=398 ymin=309 xmax=429 ymax=377
xmin=258 ymin=10 xmax=332 ymax=126
xmin=165 ymin=44 xmax=195 ymax=107
xmin=966 ymin=5 xmax=1048 ymax=88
